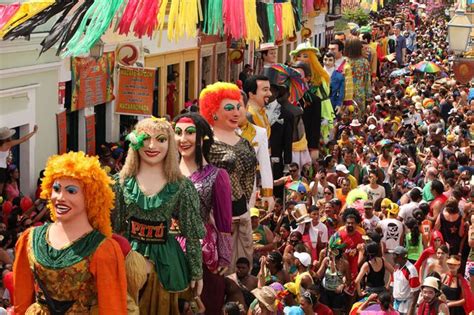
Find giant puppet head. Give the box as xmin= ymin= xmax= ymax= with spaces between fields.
xmin=199 ymin=82 xmax=242 ymax=131
xmin=120 ymin=117 xmax=182 ymax=184
xmin=289 ymin=41 xmax=329 ymax=87
xmin=40 ymin=151 xmax=115 ymax=237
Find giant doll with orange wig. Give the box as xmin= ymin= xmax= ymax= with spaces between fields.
xmin=290 ymin=41 xmax=335 ymax=153
xmin=13 ymin=151 xmax=127 ymax=314
xmin=112 ymin=118 xmax=205 ymax=315
xmin=199 ymin=82 xmax=257 ymax=272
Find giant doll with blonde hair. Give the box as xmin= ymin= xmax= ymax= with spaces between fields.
xmin=113 ymin=118 xmax=205 ymax=315
xmin=199 ymin=82 xmax=257 ymax=272
xmin=290 ymin=41 xmax=335 ymax=152
xmin=13 ymin=151 xmax=127 ymax=314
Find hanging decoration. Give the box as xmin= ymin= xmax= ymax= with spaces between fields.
xmin=0 ymin=0 xmax=309 ymax=57
xmin=0 ymin=0 xmax=54 ymax=38
xmin=243 ymin=0 xmax=263 ymax=46
xmin=3 ymin=0 xmax=76 ymax=41
xmin=281 ymin=2 xmax=297 ymax=39
xmin=0 ymin=3 xmax=21 ymax=30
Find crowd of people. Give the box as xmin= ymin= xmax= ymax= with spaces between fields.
xmin=0 ymin=0 xmax=473 ymax=314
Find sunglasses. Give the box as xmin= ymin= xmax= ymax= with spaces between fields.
xmin=324 ymin=191 xmax=333 ymax=195
xmin=289 ymin=169 xmax=298 ymax=173
xmin=302 ymin=291 xmax=313 ymax=304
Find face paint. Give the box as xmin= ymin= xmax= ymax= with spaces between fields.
xmin=223 ymin=103 xmax=241 ymax=111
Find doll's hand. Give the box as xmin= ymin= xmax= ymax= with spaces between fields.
xmin=190 ymin=279 xmax=203 ymax=296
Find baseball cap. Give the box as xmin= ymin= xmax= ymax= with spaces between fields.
xmin=364 ymin=201 xmax=374 ymax=209
xmin=335 ymin=164 xmax=350 ymax=174
xmin=250 ymin=208 xmax=260 ymax=218
xmin=393 ymin=246 xmax=408 ymax=255
xmin=294 ymin=251 xmax=312 ymax=267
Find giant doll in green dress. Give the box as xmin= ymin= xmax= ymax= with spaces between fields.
xmin=113 ymin=117 xmax=205 ymax=315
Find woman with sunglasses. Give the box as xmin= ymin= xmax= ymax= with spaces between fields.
xmin=440 ymin=255 xmax=474 ymax=315
xmin=316 ymin=186 xmax=335 ymax=209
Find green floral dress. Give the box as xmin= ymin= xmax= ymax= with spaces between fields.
xmin=113 ymin=176 xmax=205 ymax=292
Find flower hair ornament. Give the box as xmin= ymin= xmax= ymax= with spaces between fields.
xmin=126 ymin=130 xmax=150 ymax=151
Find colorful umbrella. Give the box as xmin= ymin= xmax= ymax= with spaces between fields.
xmin=286 ymin=181 xmax=309 ymax=194
xmin=271 ymin=63 xmax=308 ymax=103
xmin=414 ymin=61 xmax=441 ymax=73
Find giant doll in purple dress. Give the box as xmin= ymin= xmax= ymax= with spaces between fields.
xmin=173 ymin=112 xmax=233 ymax=314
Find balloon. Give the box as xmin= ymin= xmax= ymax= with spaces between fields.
xmin=20 ymin=196 xmax=33 ymax=213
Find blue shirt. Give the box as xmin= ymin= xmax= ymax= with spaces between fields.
xmin=330 ymin=70 xmax=345 ymax=108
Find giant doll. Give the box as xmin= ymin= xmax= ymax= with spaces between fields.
xmin=14 ymin=151 xmax=127 ymax=314
xmin=199 ymin=82 xmax=257 ymax=273
xmin=173 ymin=112 xmax=233 ymax=314
xmin=113 ymin=117 xmax=205 ymax=315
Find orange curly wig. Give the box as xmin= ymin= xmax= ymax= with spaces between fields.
xmin=199 ymin=82 xmax=241 ymax=125
xmin=40 ymin=151 xmax=115 ymax=237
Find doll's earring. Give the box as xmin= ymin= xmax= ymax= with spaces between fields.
xmin=213 ymin=115 xmax=218 ymax=121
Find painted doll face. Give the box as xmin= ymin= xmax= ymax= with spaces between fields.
xmin=174 ymin=122 xmax=197 ymax=159
xmin=138 ymin=129 xmax=169 ymax=165
xmin=323 ymin=56 xmax=335 ymax=68
xmin=214 ymin=98 xmax=241 ymax=131
xmin=263 ymin=48 xmax=278 ymax=64
xmin=51 ymin=178 xmax=86 ymax=223
xmin=296 ymin=51 xmax=311 ymax=63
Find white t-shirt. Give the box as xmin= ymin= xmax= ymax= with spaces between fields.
xmin=379 ymin=219 xmax=404 ymax=252
xmin=294 ymin=221 xmax=329 ymax=249
xmin=362 ymin=184 xmax=386 ymax=201
xmin=398 ymin=201 xmax=419 ymax=222
xmin=362 ymin=215 xmax=381 ymax=233
xmin=392 ymin=261 xmax=420 ymax=301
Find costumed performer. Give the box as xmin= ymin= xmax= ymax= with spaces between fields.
xmin=112 ymin=117 xmax=205 ymax=315
xmin=238 ymin=90 xmax=275 ymax=211
xmin=290 ymin=41 xmax=335 ymax=151
xmin=263 ymin=64 xmax=311 ymax=168
xmin=199 ymin=82 xmax=257 ymax=273
xmin=173 ymin=112 xmax=233 ymax=314
xmin=13 ymin=151 xmax=127 ymax=314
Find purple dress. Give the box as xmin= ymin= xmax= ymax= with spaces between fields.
xmin=189 ymin=164 xmax=232 ymax=313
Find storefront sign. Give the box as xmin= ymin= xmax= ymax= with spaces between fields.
xmin=85 ymin=114 xmax=96 ymax=156
xmin=71 ymin=52 xmax=115 ymax=111
xmin=453 ymin=58 xmax=474 ymax=84
xmin=116 ymin=66 xmax=155 ymax=115
xmin=56 ymin=110 xmax=67 ymax=154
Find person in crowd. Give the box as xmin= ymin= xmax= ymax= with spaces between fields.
xmin=0 ymin=125 xmax=37 ymax=197
xmin=440 ymin=255 xmax=474 ymax=315
xmin=417 ymin=276 xmax=450 ymax=315
xmin=392 ymin=246 xmax=420 ymax=315
xmin=356 ymin=291 xmax=399 ymax=315
xmin=173 ymin=112 xmax=233 ymax=314
xmin=435 ymin=197 xmax=464 ymax=256
xmin=225 ymin=257 xmax=258 ymax=311
xmin=14 ymin=152 xmax=127 ymax=314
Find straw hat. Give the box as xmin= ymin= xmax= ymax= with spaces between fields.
xmin=447 ymin=256 xmax=461 ymax=265
xmin=291 ymin=204 xmax=312 ymax=225
xmin=421 ymin=276 xmax=441 ymax=292
xmin=251 ymin=286 xmax=277 ymax=311
xmin=228 ymin=49 xmax=244 ymax=64
xmin=0 ymin=127 xmax=15 ymax=140
xmin=259 ymin=42 xmax=277 ymax=51
xmin=289 ymin=41 xmax=320 ymax=57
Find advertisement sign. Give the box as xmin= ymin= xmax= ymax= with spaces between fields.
xmin=85 ymin=115 xmax=96 ymax=156
xmin=71 ymin=52 xmax=115 ymax=111
xmin=116 ymin=66 xmax=155 ymax=115
xmin=56 ymin=110 xmax=67 ymax=154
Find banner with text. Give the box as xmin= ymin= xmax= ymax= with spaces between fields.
xmin=85 ymin=114 xmax=96 ymax=156
xmin=56 ymin=110 xmax=67 ymax=154
xmin=116 ymin=66 xmax=155 ymax=115
xmin=71 ymin=52 xmax=115 ymax=111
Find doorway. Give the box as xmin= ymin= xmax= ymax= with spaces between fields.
xmin=64 ymin=81 xmax=78 ymax=152
xmin=94 ymin=103 xmax=106 ymax=151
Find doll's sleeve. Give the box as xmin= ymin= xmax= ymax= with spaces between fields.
xmin=178 ymin=179 xmax=205 ymax=280
xmin=213 ymin=169 xmax=233 ymax=267
xmin=112 ymin=179 xmax=127 ymax=234
xmin=90 ymin=238 xmax=127 ymax=315
xmin=13 ymin=229 xmax=34 ymax=314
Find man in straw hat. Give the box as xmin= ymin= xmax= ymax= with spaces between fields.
xmin=417 ymin=276 xmax=450 ymax=315
xmin=250 ymin=286 xmax=277 ymax=314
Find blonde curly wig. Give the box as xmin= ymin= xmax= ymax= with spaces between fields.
xmin=40 ymin=151 xmax=114 ymax=237
xmin=119 ymin=118 xmax=182 ymax=184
